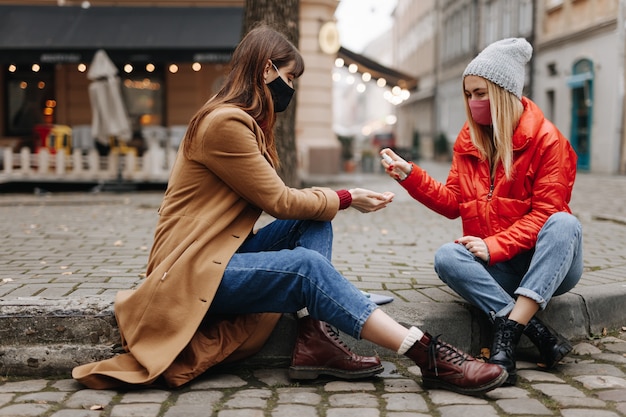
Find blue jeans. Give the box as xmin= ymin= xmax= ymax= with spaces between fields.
xmin=434 ymin=212 xmax=583 ymax=320
xmin=208 ymin=219 xmax=377 ymax=339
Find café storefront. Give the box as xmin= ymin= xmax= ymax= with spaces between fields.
xmin=0 ymin=4 xmax=242 ymax=154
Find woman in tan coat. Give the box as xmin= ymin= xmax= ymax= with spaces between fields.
xmin=72 ymin=25 xmax=507 ymax=396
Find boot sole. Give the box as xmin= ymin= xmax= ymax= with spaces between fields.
xmin=422 ymin=368 xmax=509 ymax=396
xmin=288 ymin=364 xmax=384 ymax=380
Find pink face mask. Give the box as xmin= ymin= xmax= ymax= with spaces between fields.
xmin=468 ymin=99 xmax=492 ymax=125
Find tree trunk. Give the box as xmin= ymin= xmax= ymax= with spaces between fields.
xmin=243 ymin=0 xmax=301 ymax=187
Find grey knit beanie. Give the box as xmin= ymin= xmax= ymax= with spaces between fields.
xmin=463 ymin=38 xmax=533 ymax=99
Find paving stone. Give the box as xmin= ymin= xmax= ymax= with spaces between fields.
xmin=595 ymin=388 xmax=626 ymax=401
xmin=438 ymin=405 xmax=499 ymax=417
xmin=383 ymin=378 xmax=422 ymax=392
xmin=328 ymin=392 xmax=378 ymax=407
xmin=573 ymin=375 xmax=626 ymax=389
xmin=223 ymin=389 xmax=271 ymax=408
xmin=49 ymin=410 xmax=102 ymax=417
xmin=427 ymin=390 xmax=488 ymax=405
xmin=174 ymin=390 xmax=223 ymax=406
xmin=326 ymin=408 xmax=379 ymax=417
xmin=0 ymin=395 xmax=12 ymax=408
xmin=217 ymin=410 xmax=264 ymax=417
xmin=188 ymin=374 xmax=247 ymax=389
xmin=276 ymin=388 xmax=321 ymax=405
xmin=253 ymin=368 xmax=290 ymax=386
xmin=518 ymin=369 xmax=565 ymax=382
xmin=15 ymin=391 xmax=68 ymax=403
xmin=551 ymin=396 xmax=606 ymax=408
xmin=119 ymin=389 xmax=170 ymax=403
xmin=386 ymin=413 xmax=430 ymax=417
xmin=0 ymin=403 xmax=51 ymax=416
xmin=560 ymin=409 xmax=621 ymax=417
xmin=382 ymin=392 xmax=428 ymax=412
xmin=51 ymin=379 xmax=84 ymax=392
xmin=163 ymin=405 xmax=211 ymax=417
xmin=572 ymin=342 xmax=602 ymax=355
xmin=0 ymin=380 xmax=48 ymax=393
xmin=324 ymin=381 xmax=376 ymax=392
xmin=109 ymin=403 xmax=161 ymax=417
xmin=531 ymin=383 xmax=586 ymax=397
xmin=592 ymin=353 xmax=626 ymax=364
xmin=485 ymin=386 xmax=529 ymax=399
xmin=605 ymin=342 xmax=626 ymax=353
xmin=64 ymin=390 xmax=117 ymax=409
xmin=560 ymin=363 xmax=625 ymax=377
xmin=271 ymin=404 xmax=318 ymax=417
xmin=495 ymin=398 xmax=552 ymax=415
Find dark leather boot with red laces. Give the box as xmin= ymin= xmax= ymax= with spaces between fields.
xmin=288 ymin=316 xmax=384 ymax=380
xmin=404 ymin=332 xmax=508 ymax=396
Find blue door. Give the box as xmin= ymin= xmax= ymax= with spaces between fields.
xmin=567 ymin=59 xmax=593 ymax=171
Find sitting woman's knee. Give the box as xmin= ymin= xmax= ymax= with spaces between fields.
xmin=434 ymin=242 xmax=463 ymax=277
xmin=546 ymin=212 xmax=582 ymax=235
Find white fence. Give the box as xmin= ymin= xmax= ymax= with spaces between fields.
xmin=0 ymin=147 xmax=177 ymax=184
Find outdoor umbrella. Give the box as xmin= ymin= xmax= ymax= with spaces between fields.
xmin=87 ymin=49 xmax=131 ymax=146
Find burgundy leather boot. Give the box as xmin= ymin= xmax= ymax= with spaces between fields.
xmin=288 ymin=316 xmax=384 ymax=380
xmin=404 ymin=332 xmax=508 ymax=396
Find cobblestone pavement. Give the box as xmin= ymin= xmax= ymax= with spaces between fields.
xmin=0 ymin=336 xmax=625 ymax=417
xmin=0 ymin=160 xmax=625 ymax=416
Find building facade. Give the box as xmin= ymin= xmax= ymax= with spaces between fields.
xmin=533 ymin=0 xmax=623 ymax=174
xmin=390 ymin=0 xmax=625 ymax=175
xmin=434 ymin=0 xmax=534 ymax=155
xmin=0 ymin=0 xmax=341 ymax=178
xmin=393 ymin=0 xmax=437 ymax=160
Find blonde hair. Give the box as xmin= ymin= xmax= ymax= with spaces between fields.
xmin=464 ymin=79 xmax=524 ymax=180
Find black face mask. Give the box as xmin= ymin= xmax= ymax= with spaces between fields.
xmin=267 ymin=64 xmax=295 ymax=113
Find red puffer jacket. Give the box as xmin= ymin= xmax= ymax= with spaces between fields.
xmin=401 ymin=97 xmax=577 ymax=265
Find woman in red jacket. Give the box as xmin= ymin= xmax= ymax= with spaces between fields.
xmin=382 ymin=38 xmax=583 ymax=386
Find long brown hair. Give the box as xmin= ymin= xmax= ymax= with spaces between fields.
xmin=463 ymin=79 xmax=524 ymax=180
xmin=182 ymin=24 xmax=304 ymax=167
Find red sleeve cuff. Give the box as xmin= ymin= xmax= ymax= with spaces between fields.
xmin=336 ymin=189 xmax=352 ymax=210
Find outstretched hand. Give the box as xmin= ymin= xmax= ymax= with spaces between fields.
xmin=380 ymin=148 xmax=412 ymax=181
xmin=348 ymin=188 xmax=395 ymax=213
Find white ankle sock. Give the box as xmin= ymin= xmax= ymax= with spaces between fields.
xmin=397 ymin=326 xmax=425 ymax=354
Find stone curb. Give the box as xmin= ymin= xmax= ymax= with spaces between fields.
xmin=2 ymin=282 xmax=625 ymax=377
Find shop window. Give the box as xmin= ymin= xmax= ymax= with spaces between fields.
xmin=121 ymin=69 xmax=164 ymax=138
xmin=5 ymin=66 xmax=55 ymax=140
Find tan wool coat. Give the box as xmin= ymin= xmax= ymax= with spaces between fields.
xmin=72 ymin=106 xmax=340 ymax=389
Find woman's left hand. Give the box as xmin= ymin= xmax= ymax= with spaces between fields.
xmin=348 ymin=188 xmax=395 ymax=213
xmin=456 ymin=236 xmax=490 ymax=262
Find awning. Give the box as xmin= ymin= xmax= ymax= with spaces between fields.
xmin=337 ymin=46 xmax=418 ymax=90
xmin=0 ymin=5 xmax=243 ymax=64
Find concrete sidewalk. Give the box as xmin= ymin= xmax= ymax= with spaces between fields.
xmin=0 ymin=160 xmax=625 ymax=376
